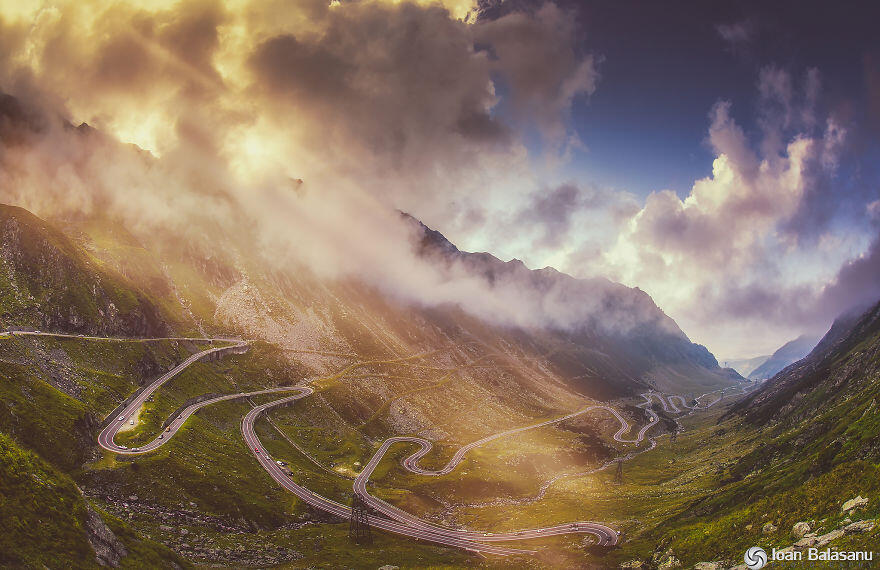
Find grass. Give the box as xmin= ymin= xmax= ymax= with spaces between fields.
xmin=0 ymin=431 xmax=188 ymax=569
xmin=5 ymin=330 xmax=878 ymax=568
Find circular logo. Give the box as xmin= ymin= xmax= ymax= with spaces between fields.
xmin=744 ymin=546 xmax=767 ymax=569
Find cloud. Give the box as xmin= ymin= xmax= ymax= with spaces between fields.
xmin=716 ymin=20 xmax=755 ymax=56
xmin=476 ymin=2 xmax=598 ymax=149
xmin=0 ymin=0 xmax=637 ymax=340
xmin=582 ymin=68 xmax=879 ymax=356
xmin=815 ymin=231 xmax=880 ymax=319
xmin=717 ymin=21 xmax=753 ymax=45
xmin=0 ymin=1 xmax=594 ymax=229
xmin=514 ymin=183 xmax=638 ymax=253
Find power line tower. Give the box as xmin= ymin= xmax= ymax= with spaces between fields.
xmin=349 ymin=494 xmax=373 ymax=545
xmin=613 ymin=457 xmax=623 ymax=484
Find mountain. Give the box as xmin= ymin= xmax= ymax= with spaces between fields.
xmin=732 ymin=301 xmax=880 ymax=425
xmin=625 ymin=300 xmax=880 ymax=567
xmin=0 ymin=202 xmax=746 ymax=567
xmin=746 ymin=334 xmax=819 ymax=380
xmin=409 ymin=214 xmax=743 ymax=395
xmin=0 ymin=204 xmax=168 ymax=337
xmin=720 ymin=355 xmax=769 ymax=377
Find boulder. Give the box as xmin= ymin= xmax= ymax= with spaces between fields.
xmin=761 ymin=522 xmax=778 ymax=534
xmin=791 ymin=521 xmax=811 ymax=538
xmin=795 ymin=536 xmax=817 ymax=548
xmin=844 ymin=520 xmax=875 ymax=534
xmin=816 ymin=528 xmax=845 ymax=547
xmin=841 ymin=496 xmax=869 ymax=513
xmin=84 ymin=504 xmax=128 ymax=567
xmin=693 ymin=562 xmax=722 ymax=570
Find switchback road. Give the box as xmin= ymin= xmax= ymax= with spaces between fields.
xmin=6 ymin=331 xmax=750 ymax=556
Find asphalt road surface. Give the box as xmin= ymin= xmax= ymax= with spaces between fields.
xmin=5 ymin=331 xmax=749 ymax=556
xmin=97 ymin=340 xmax=249 ymax=453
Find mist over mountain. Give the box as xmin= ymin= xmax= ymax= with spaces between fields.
xmin=746 ymin=334 xmax=819 ymax=380
xmin=0 ymin=89 xmax=741 ymax=399
xmin=720 ymin=355 xmax=770 ymax=378
xmin=731 ymin=299 xmax=880 ymax=424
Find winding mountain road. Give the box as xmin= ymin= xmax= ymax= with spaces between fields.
xmin=96 ymin=340 xmax=249 ymax=453
xmin=7 ymin=330 xmax=749 ymax=556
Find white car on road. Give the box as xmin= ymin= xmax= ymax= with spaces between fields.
xmin=118 ymin=416 xmax=125 ymax=421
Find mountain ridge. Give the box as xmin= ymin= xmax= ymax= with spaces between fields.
xmin=746 ymin=333 xmax=819 ymax=381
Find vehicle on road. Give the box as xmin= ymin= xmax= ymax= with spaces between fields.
xmin=165 ymin=427 xmax=171 ymax=432
xmin=118 ymin=445 xmax=127 ymax=449
xmin=132 ymin=447 xmax=139 ymax=451
xmin=158 ymin=435 xmax=163 ymax=439
xmin=254 ymin=448 xmax=260 ymax=453
xmin=118 ymin=416 xmax=125 ymax=421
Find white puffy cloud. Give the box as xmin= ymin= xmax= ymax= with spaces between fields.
xmin=575 ymin=70 xmax=873 ymax=357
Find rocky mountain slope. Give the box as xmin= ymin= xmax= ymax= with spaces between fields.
xmin=0 ymin=204 xmax=168 ymax=337
xmin=746 ymin=334 xmax=818 ymax=381
xmin=732 ymin=301 xmax=879 ymax=426
xmin=408 ymin=214 xmax=743 ymax=395
xmin=622 ymin=299 xmax=880 ymax=567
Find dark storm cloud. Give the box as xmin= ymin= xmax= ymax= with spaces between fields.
xmin=251 ymin=35 xmax=353 ymax=101
xmin=248 ymin=1 xmax=509 ymax=163
xmin=515 ymin=182 xmax=638 ymax=251
xmin=816 ymin=232 xmax=880 ymax=319
xmin=476 ymin=2 xmax=597 ymax=146
xmin=249 ymin=1 xmax=594 ymax=159
xmin=516 ymin=184 xmax=581 ymax=248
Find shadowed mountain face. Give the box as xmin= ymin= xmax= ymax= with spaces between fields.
xmin=746 ymin=334 xmax=818 ymax=380
xmin=732 ymin=300 xmax=880 ymax=426
xmin=410 ymin=214 xmax=742 ymax=394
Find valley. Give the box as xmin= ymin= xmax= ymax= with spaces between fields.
xmin=1 ymin=188 xmax=878 ymax=570
xmin=3 ymin=203 xmax=878 ymax=568
xmin=0 ymin=326 xmax=749 ymax=567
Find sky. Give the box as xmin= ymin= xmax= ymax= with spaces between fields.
xmin=0 ymin=0 xmax=878 ymax=359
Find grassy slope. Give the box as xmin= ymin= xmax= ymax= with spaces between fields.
xmin=0 ymin=204 xmax=170 ymax=335
xmin=608 ymin=380 xmax=880 ymax=566
xmin=0 ymin=431 xmax=187 ymax=569
xmin=5 ymin=328 xmax=876 ymax=568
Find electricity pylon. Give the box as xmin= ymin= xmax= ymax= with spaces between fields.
xmin=349 ymin=494 xmax=373 ymax=544
xmin=613 ymin=456 xmax=623 ymax=484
